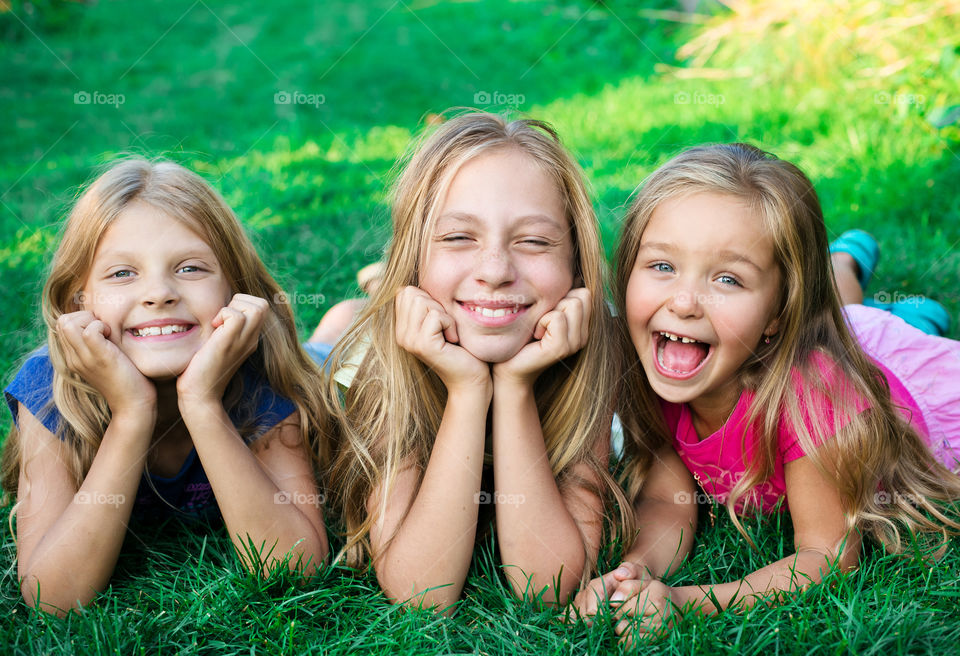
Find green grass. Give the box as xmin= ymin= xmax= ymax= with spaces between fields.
xmin=2 ymin=0 xmax=960 ymax=653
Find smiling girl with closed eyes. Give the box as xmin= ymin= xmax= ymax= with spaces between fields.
xmin=324 ymin=113 xmax=630 ymax=610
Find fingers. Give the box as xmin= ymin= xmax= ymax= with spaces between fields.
xmin=609 ymin=577 xmax=647 ymax=603
xmin=57 ymin=311 xmax=110 ymax=369
xmin=213 ymin=294 xmax=268 ymax=357
xmin=570 ymin=570 xmax=622 ymax=622
xmin=612 ymin=582 xmax=676 ymax=641
xmin=530 ymin=287 xmax=591 ymax=358
xmin=394 ymin=286 xmax=456 ymax=355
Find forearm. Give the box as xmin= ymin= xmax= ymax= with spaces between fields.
xmin=376 ymin=386 xmax=490 ymax=610
xmin=622 ymin=499 xmax=696 ymax=580
xmin=673 ymin=547 xmax=849 ymax=614
xmin=182 ymin=404 xmax=328 ymax=572
xmin=20 ymin=413 xmax=151 ymax=614
xmin=492 ymin=380 xmax=590 ymax=604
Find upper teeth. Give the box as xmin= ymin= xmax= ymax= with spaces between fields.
xmin=132 ymin=325 xmax=190 ymax=337
xmin=660 ymin=331 xmax=697 ymax=344
xmin=469 ymin=304 xmax=520 ymax=318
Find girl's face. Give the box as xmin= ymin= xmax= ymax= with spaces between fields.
xmin=625 ymin=192 xmax=781 ymax=414
xmin=419 ymin=148 xmax=575 ymax=363
xmin=80 ymin=202 xmax=232 ymax=380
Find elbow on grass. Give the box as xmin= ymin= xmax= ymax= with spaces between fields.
xmin=235 ymin=536 xmax=330 ymax=578
xmin=20 ymin=577 xmax=89 ymax=618
xmin=378 ymin=574 xmax=463 ymax=614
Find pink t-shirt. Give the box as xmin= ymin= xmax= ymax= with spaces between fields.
xmin=665 ymin=353 xmax=929 ymax=513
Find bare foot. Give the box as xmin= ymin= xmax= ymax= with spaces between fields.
xmin=309 ymin=298 xmax=368 ymax=344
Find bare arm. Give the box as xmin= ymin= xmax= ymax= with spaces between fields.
xmin=182 ymin=408 xmax=329 ymax=572
xmin=367 ymin=286 xmax=492 ymax=610
xmin=669 ymin=453 xmax=860 ymax=613
xmin=15 ymin=403 xmax=153 ymax=615
xmin=15 ymin=310 xmax=159 ymax=614
xmin=574 ymin=444 xmax=697 ymax=617
xmin=176 ymin=294 xmax=328 ymax=572
xmin=368 ymin=384 xmax=490 ymax=610
xmin=491 ymin=377 xmax=605 ymax=604
xmin=620 ymin=445 xmax=698 ymax=579
xmin=491 ymin=288 xmax=603 ymax=604
xmin=616 ymin=452 xmax=860 ymax=637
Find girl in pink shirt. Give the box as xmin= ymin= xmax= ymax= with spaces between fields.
xmin=574 ymin=143 xmax=960 ymax=636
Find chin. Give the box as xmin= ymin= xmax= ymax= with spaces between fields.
xmin=459 ymin=336 xmax=526 ymax=365
xmin=131 ymin=358 xmax=190 ymax=381
xmin=645 ymin=375 xmax=699 ymax=405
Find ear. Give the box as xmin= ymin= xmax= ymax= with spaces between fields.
xmin=763 ymin=315 xmax=780 ymax=339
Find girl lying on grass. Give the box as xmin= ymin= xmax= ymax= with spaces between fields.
xmin=320 ymin=112 xmax=630 ymax=610
xmin=2 ymin=158 xmax=330 ymax=615
xmin=575 ymin=143 xmax=960 ymax=637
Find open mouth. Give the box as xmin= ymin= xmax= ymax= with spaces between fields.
xmin=129 ymin=324 xmax=196 ymax=338
xmin=654 ymin=330 xmax=712 ymax=378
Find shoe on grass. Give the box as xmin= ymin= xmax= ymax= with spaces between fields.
xmin=864 ymin=296 xmax=952 ymax=337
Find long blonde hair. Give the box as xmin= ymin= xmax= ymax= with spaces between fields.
xmin=327 ymin=112 xmax=629 ymax=568
xmin=615 ymin=143 xmax=960 ymax=554
xmin=1 ymin=158 xmax=330 ymax=504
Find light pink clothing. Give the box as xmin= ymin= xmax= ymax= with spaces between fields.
xmin=665 ymin=349 xmax=929 ymax=513
xmin=843 ymin=303 xmax=960 ymax=470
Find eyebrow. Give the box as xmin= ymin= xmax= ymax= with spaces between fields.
xmin=639 ymin=241 xmax=763 ymax=272
xmin=93 ymin=247 xmax=216 ymax=263
xmin=436 ymin=211 xmax=567 ymax=231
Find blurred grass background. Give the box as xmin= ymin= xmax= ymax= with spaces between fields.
xmin=1 ymin=0 xmax=959 ymax=653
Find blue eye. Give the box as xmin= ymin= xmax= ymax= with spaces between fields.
xmin=651 ymin=262 xmax=674 ymax=273
xmin=110 ymin=270 xmax=134 ymax=279
xmin=177 ymin=265 xmax=200 ymax=273
xmin=717 ymin=274 xmax=741 ymax=287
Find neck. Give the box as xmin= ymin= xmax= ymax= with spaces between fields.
xmin=688 ymin=382 xmax=742 ymax=439
xmin=152 ymin=379 xmax=185 ymax=442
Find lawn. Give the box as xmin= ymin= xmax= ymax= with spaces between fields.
xmin=1 ymin=0 xmax=959 ymax=653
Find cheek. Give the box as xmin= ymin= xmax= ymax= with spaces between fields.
xmin=624 ymin=271 xmax=652 ymax=324
xmin=530 ymin=256 xmax=575 ymax=300
xmin=417 ymin=253 xmax=454 ymax=299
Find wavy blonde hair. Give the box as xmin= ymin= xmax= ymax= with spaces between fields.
xmin=615 ymin=143 xmax=960 ymax=554
xmin=1 ymin=158 xmax=331 ymax=507
xmin=326 ymin=112 xmax=630 ymax=568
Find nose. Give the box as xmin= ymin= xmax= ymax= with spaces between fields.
xmin=141 ymin=274 xmax=180 ymax=307
xmin=666 ymin=281 xmax=704 ymax=320
xmin=474 ymin=246 xmax=516 ymax=288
